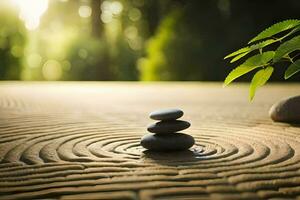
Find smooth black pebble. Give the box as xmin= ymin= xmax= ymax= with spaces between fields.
xmin=269 ymin=95 xmax=300 ymax=123
xmin=141 ymin=133 xmax=195 ymax=151
xmin=147 ymin=120 xmax=190 ymax=134
xmin=149 ymin=108 xmax=183 ymax=121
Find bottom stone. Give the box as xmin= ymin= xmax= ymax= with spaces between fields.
xmin=140 ymin=133 xmax=195 ymax=151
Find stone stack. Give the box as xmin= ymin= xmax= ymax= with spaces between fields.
xmin=141 ymin=108 xmax=195 ymax=151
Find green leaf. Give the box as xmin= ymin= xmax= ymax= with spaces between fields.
xmin=230 ymin=52 xmax=249 ymax=63
xmin=228 ymin=39 xmax=276 ymax=63
xmin=224 ymin=51 xmax=275 ymax=86
xmin=280 ymin=25 xmax=300 ymax=40
xmin=273 ymin=35 xmax=300 ymax=62
xmin=285 ymin=59 xmax=300 ymax=79
xmin=249 ymin=66 xmax=274 ymax=101
xmin=224 ymin=47 xmax=249 ymax=59
xmin=249 ymin=19 xmax=300 ymax=44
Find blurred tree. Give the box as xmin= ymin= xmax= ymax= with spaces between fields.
xmin=0 ymin=6 xmax=26 ymax=80
xmin=140 ymin=0 xmax=300 ymax=81
xmin=110 ymin=35 xmax=139 ymax=80
xmin=34 ymin=0 xmax=113 ymax=80
xmin=1 ymin=0 xmax=300 ymax=81
xmin=91 ymin=0 xmax=103 ymax=37
xmin=105 ymin=0 xmax=147 ymax=80
xmin=139 ymin=9 xmax=182 ymax=80
xmin=65 ymin=37 xmax=111 ymax=80
xmin=140 ymin=1 xmax=223 ymax=81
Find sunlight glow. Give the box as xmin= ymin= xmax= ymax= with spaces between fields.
xmin=11 ymin=0 xmax=48 ymax=30
xmin=78 ymin=5 xmax=92 ymax=18
xmin=43 ymin=60 xmax=62 ymax=80
xmin=101 ymin=1 xmax=123 ymax=23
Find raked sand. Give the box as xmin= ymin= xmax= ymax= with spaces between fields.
xmin=0 ymin=82 xmax=300 ymax=200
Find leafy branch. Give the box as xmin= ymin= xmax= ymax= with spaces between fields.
xmin=224 ymin=19 xmax=300 ymax=101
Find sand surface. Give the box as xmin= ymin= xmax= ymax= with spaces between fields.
xmin=0 ymin=82 xmax=300 ymax=200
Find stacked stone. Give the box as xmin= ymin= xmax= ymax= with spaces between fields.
xmin=141 ymin=108 xmax=195 ymax=151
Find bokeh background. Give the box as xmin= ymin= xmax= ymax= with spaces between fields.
xmin=0 ymin=0 xmax=299 ymax=81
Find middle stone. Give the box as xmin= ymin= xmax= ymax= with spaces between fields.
xmin=147 ymin=120 xmax=191 ymax=134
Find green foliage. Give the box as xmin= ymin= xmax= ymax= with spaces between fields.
xmin=65 ymin=37 xmax=112 ymax=80
xmin=139 ymin=9 xmax=184 ymax=81
xmin=249 ymin=19 xmax=300 ymax=44
xmin=249 ymin=66 xmax=273 ymax=101
xmin=285 ymin=60 xmax=300 ymax=79
xmin=141 ymin=6 xmax=219 ymax=81
xmin=140 ymin=1 xmax=232 ymax=81
xmin=273 ymin=35 xmax=300 ymax=61
xmin=225 ymin=39 xmax=276 ymax=63
xmin=0 ymin=6 xmax=26 ymax=80
xmin=224 ymin=51 xmax=274 ymax=86
xmin=224 ymin=19 xmax=300 ymax=100
xmin=110 ymin=35 xmax=140 ymax=81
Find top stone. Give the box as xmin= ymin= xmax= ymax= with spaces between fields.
xmin=149 ymin=108 xmax=184 ymax=121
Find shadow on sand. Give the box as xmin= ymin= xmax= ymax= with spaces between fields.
xmin=141 ymin=148 xmax=203 ymax=165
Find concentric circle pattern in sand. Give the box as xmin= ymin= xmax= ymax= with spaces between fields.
xmin=0 ymin=83 xmax=300 ymax=200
